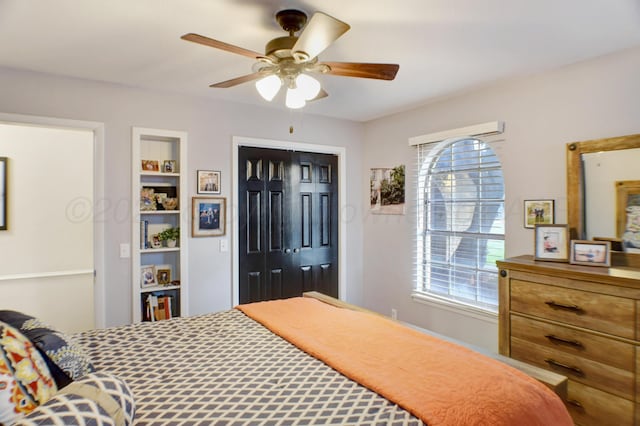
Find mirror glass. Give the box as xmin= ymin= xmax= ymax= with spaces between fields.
xmin=583 ymin=147 xmax=640 ymax=240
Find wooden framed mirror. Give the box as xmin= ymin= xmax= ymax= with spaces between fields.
xmin=567 ymin=133 xmax=640 ymax=264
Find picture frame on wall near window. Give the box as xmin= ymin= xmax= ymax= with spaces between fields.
xmin=534 ymin=224 xmax=569 ymax=262
xmin=524 ymin=199 xmax=554 ymax=228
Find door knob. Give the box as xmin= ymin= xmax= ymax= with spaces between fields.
xmin=284 ymin=248 xmax=291 ymax=254
xmin=293 ymin=248 xmax=300 ymax=253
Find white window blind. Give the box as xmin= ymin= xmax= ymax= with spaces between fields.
xmin=415 ymin=137 xmax=505 ymax=313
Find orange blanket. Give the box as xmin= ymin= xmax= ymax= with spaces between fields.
xmin=237 ymin=297 xmax=572 ymax=426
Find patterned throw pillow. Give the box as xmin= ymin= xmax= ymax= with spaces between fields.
xmin=15 ymin=372 xmax=135 ymax=426
xmin=0 ymin=311 xmax=94 ymax=388
xmin=0 ymin=321 xmax=57 ymax=425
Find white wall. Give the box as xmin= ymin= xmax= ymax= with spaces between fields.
xmin=362 ymin=45 xmax=640 ymax=351
xmin=0 ymin=67 xmax=364 ymax=327
xmin=0 ymin=124 xmax=94 ymax=332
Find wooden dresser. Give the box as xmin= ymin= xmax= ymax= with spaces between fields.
xmin=497 ymin=255 xmax=640 ymax=426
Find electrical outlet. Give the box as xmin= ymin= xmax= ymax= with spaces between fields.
xmin=391 ymin=308 xmax=398 ymax=320
xmin=220 ymin=239 xmax=228 ymax=252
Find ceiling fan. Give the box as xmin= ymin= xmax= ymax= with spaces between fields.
xmin=181 ymin=9 xmax=399 ymax=109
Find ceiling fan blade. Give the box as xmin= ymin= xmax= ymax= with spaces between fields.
xmin=291 ymin=12 xmax=350 ymax=63
xmin=322 ymin=62 xmax=399 ymax=80
xmin=310 ymin=88 xmax=329 ymax=102
xmin=210 ymin=72 xmax=266 ymax=88
xmin=181 ymin=33 xmax=262 ymax=60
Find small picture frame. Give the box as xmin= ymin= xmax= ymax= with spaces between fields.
xmin=192 ymin=196 xmax=226 ymax=237
xmin=141 ymin=160 xmax=160 ymax=172
xmin=524 ymin=199 xmax=555 ymax=229
xmin=141 ymin=265 xmax=157 ymax=288
xmin=140 ymin=187 xmax=156 ymax=211
xmin=534 ymin=224 xmax=569 ymax=262
xmin=197 ymin=170 xmax=221 ymax=194
xmin=570 ymin=240 xmax=611 ymax=267
xmin=156 ymin=269 xmax=171 ymax=285
xmin=150 ymin=234 xmax=162 ymax=249
xmin=163 ymin=160 xmax=176 ymax=173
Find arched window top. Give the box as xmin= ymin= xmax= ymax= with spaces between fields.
xmin=415 ymin=137 xmax=505 ymax=312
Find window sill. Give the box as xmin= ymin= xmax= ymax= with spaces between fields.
xmin=411 ymin=292 xmax=498 ymax=324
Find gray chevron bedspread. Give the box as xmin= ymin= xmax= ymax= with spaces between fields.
xmin=75 ymin=309 xmax=423 ymax=425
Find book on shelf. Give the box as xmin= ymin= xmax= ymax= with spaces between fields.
xmin=145 ymin=294 xmax=173 ymax=321
xmin=140 ymin=220 xmax=149 ymax=249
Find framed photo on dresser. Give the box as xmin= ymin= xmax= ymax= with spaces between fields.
xmin=569 ymin=240 xmax=611 ymax=267
xmin=534 ymin=224 xmax=569 ymax=262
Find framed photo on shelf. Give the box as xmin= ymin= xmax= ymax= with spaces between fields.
xmin=141 ymin=160 xmax=160 ymax=172
xmin=197 ymin=170 xmax=221 ymax=194
xmin=140 ymin=187 xmax=156 ymax=211
xmin=141 ymin=265 xmax=157 ymax=288
xmin=143 ymin=185 xmax=177 ymax=211
xmin=163 ymin=160 xmax=176 ymax=173
xmin=570 ymin=240 xmax=611 ymax=267
xmin=156 ymin=268 xmax=171 ymax=285
xmin=524 ymin=199 xmax=554 ymax=228
xmin=534 ymin=224 xmax=569 ymax=262
xmin=192 ymin=196 xmax=226 ymax=237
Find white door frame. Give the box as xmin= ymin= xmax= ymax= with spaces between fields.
xmin=231 ymin=136 xmax=347 ymax=306
xmin=0 ymin=112 xmax=106 ymax=328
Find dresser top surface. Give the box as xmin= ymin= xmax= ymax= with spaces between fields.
xmin=497 ymin=255 xmax=640 ymax=285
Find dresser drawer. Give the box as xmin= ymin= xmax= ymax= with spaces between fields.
xmin=565 ymin=380 xmax=634 ymax=426
xmin=511 ymin=337 xmax=634 ymax=400
xmin=510 ymin=314 xmax=634 ymax=371
xmin=510 ymin=279 xmax=635 ymax=339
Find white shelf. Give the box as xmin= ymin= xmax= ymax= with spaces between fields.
xmin=140 ymin=210 xmax=180 ymax=215
xmin=141 ymin=247 xmax=180 ymax=254
xmin=132 ymin=127 xmax=188 ymax=323
xmin=141 ymin=284 xmax=181 ymax=293
xmin=140 ymin=171 xmax=180 ymax=177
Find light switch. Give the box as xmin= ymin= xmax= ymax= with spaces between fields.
xmin=220 ymin=239 xmax=228 ymax=252
xmin=119 ymin=243 xmax=130 ymax=258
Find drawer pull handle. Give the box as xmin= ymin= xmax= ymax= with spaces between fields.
xmin=544 ymin=358 xmax=584 ymax=376
xmin=544 ymin=300 xmax=583 ymax=313
xmin=544 ymin=334 xmax=584 ymax=348
xmin=567 ymin=399 xmax=584 ymax=409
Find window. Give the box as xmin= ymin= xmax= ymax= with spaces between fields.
xmin=415 ymin=137 xmax=505 ymax=313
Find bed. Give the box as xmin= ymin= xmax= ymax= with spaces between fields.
xmin=1 ymin=293 xmax=573 ymax=426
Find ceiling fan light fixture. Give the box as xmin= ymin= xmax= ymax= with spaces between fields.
xmin=285 ymin=87 xmax=306 ymax=109
xmin=295 ymin=73 xmax=321 ymax=100
xmin=255 ymin=74 xmax=282 ymax=101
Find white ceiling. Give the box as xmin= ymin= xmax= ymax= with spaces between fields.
xmin=1 ymin=0 xmax=640 ymax=122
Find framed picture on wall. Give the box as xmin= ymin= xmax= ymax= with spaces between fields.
xmin=370 ymin=165 xmax=405 ymax=215
xmin=524 ymin=199 xmax=554 ymax=228
xmin=192 ymin=197 xmax=226 ymax=237
xmin=534 ymin=224 xmax=569 ymax=262
xmin=0 ymin=157 xmax=6 ymax=231
xmin=197 ymin=170 xmax=221 ymax=194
